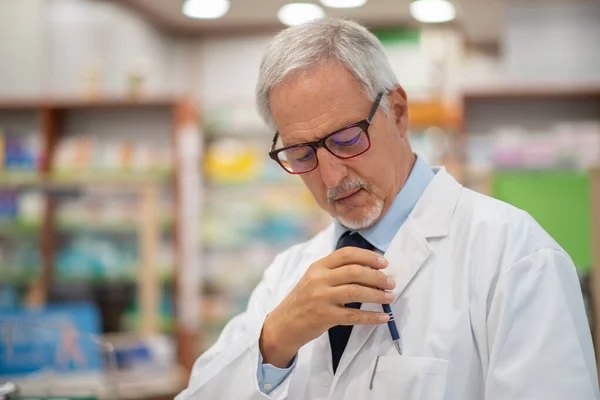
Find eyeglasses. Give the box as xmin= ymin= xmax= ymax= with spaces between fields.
xmin=268 ymin=91 xmax=385 ymax=174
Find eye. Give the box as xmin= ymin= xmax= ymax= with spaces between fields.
xmin=333 ymin=132 xmax=362 ymax=146
xmin=296 ymin=151 xmax=314 ymax=162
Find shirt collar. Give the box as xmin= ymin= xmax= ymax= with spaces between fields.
xmin=334 ymin=154 xmax=434 ymax=252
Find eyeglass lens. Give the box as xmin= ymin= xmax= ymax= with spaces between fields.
xmin=276 ymin=126 xmax=369 ymax=173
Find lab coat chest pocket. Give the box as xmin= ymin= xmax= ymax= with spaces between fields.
xmin=368 ymin=356 xmax=449 ymax=400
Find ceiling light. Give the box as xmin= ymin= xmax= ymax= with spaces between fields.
xmin=278 ymin=3 xmax=326 ymax=27
xmin=182 ymin=0 xmax=230 ymax=19
xmin=410 ymin=0 xmax=456 ymax=23
xmin=320 ymin=0 xmax=367 ymax=8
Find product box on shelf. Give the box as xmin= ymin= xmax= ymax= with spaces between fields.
xmin=0 ymin=304 xmax=103 ymax=376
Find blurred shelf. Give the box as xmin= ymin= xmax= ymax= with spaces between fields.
xmin=205 ymin=130 xmax=271 ymax=140
xmin=0 ymin=221 xmax=40 ymax=235
xmin=0 ymin=220 xmax=173 ymax=235
xmin=123 ymin=313 xmax=175 ymax=333
xmin=0 ymin=100 xmax=41 ymax=110
xmin=0 ymin=171 xmax=172 ymax=190
xmin=0 ymin=172 xmax=40 ymax=185
xmin=50 ymin=96 xmax=180 ymax=110
xmin=0 ymin=271 xmax=40 ymax=285
xmin=463 ymin=85 xmax=600 ymax=100
xmin=14 ymin=366 xmax=185 ymax=400
xmin=51 ymin=171 xmax=172 ymax=185
xmin=0 ymin=96 xmax=181 ymax=111
xmin=205 ymin=180 xmax=306 ymax=191
xmin=53 ymin=276 xmax=138 ymax=284
xmin=203 ymin=241 xmax=299 ymax=253
xmin=0 ymin=270 xmax=173 ymax=285
xmin=54 ymin=271 xmax=173 ymax=285
xmin=57 ymin=220 xmax=173 ymax=234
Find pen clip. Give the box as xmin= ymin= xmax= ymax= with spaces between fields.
xmin=369 ymin=356 xmax=380 ymax=390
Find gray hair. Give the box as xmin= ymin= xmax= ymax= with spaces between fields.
xmin=256 ymin=18 xmax=398 ymax=131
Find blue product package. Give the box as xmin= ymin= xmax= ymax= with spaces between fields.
xmin=0 ymin=191 xmax=6 ymax=218
xmin=4 ymin=138 xmax=19 ymax=170
xmin=0 ymin=303 xmax=103 ymax=376
xmin=7 ymin=191 xmax=17 ymax=219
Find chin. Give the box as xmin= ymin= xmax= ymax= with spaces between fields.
xmin=335 ymin=200 xmax=384 ymax=230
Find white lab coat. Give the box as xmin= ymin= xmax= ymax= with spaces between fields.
xmin=177 ymin=168 xmax=599 ymax=400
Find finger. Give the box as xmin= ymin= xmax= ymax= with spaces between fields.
xmin=332 ymin=284 xmax=395 ymax=305
xmin=334 ymin=308 xmax=391 ymax=326
xmin=323 ymin=247 xmax=388 ymax=270
xmin=328 ymin=264 xmax=396 ymax=290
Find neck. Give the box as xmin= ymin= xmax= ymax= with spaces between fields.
xmin=389 ymin=151 xmax=417 ymax=206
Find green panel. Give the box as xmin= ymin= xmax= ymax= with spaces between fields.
xmin=492 ymin=171 xmax=591 ymax=272
xmin=372 ymin=28 xmax=420 ymax=45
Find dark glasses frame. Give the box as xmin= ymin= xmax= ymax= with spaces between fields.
xmin=268 ymin=91 xmax=385 ymax=175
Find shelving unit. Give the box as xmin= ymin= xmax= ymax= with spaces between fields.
xmin=462 ymin=85 xmax=600 ymax=100
xmin=461 ymin=86 xmax=600 ymax=182
xmin=462 ymin=86 xmax=600 ymax=133
xmin=0 ymin=97 xmax=202 ymax=390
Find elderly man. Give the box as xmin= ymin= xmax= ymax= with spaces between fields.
xmin=177 ymin=18 xmax=598 ymax=400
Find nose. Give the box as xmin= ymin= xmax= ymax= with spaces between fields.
xmin=316 ymin=148 xmax=348 ymax=188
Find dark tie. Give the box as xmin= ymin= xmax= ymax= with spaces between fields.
xmin=328 ymin=231 xmax=376 ymax=374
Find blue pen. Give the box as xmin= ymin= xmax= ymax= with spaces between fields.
xmin=382 ymin=302 xmax=402 ymax=355
xmin=364 ymin=262 xmax=402 ymax=355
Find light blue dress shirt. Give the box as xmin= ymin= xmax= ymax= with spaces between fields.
xmin=257 ymin=155 xmax=434 ymax=394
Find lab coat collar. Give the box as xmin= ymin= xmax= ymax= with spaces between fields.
xmin=410 ymin=166 xmax=462 ymax=239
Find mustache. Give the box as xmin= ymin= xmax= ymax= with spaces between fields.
xmin=327 ymin=178 xmax=369 ymax=203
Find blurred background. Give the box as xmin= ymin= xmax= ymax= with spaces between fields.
xmin=0 ymin=0 xmax=599 ymax=398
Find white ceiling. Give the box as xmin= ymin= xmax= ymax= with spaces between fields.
xmin=121 ymin=0 xmax=506 ymax=44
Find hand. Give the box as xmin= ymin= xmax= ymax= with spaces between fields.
xmin=259 ymin=247 xmax=396 ymax=368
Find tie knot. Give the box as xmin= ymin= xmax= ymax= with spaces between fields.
xmin=336 ymin=231 xmax=375 ymax=251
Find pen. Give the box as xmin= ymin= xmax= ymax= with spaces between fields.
xmin=366 ymin=261 xmax=402 ymax=355
xmin=382 ymin=302 xmax=402 ymax=355
xmin=354 ymin=241 xmax=401 ymax=355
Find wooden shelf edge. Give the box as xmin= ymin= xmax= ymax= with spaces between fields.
xmin=0 ymin=173 xmax=172 ymax=189
xmin=0 ymin=96 xmax=191 ymax=111
xmin=463 ymin=85 xmax=600 ymax=100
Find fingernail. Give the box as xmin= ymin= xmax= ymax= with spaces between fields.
xmin=386 ymin=277 xmax=396 ymax=288
xmin=379 ymin=314 xmax=390 ymax=323
xmin=378 ymin=256 xmax=388 ymax=266
xmin=385 ymin=292 xmax=395 ymax=302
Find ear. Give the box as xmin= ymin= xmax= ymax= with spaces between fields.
xmin=389 ymin=85 xmax=409 ymax=138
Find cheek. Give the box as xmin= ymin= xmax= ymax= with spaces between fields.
xmin=301 ymin=174 xmax=327 ymax=203
xmin=346 ymin=152 xmax=388 ymax=196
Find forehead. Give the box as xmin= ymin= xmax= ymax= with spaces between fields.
xmin=269 ymin=63 xmax=373 ymax=146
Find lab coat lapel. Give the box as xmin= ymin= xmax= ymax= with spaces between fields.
xmin=303 ymin=224 xmax=336 ymax=257
xmin=332 ymin=168 xmax=462 ymax=379
xmin=383 ymin=167 xmax=463 ymax=294
xmin=384 ymin=217 xmax=432 ymax=297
